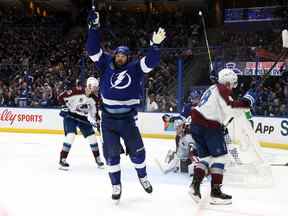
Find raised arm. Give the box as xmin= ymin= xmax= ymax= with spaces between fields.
xmin=139 ymin=27 xmax=166 ymax=73
xmin=85 ymin=11 xmax=111 ymax=70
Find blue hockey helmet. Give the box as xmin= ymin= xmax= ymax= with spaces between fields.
xmin=114 ymin=46 xmax=130 ymax=56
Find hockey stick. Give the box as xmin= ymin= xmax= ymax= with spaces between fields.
xmin=64 ymin=113 xmax=101 ymax=134
xmin=257 ymin=30 xmax=288 ymax=87
xmin=65 ymin=113 xmax=105 ymax=147
xmin=199 ymin=11 xmax=213 ymax=72
xmin=64 ymin=113 xmax=97 ymax=128
xmin=154 ymin=158 xmax=166 ymax=174
xmin=260 ymin=49 xmax=288 ymax=86
xmin=91 ymin=0 xmax=95 ymax=10
xmin=270 ymin=162 xmax=288 ymax=166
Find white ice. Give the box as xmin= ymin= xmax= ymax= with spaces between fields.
xmin=0 ymin=132 xmax=288 ymax=216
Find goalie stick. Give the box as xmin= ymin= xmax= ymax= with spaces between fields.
xmin=154 ymin=158 xmax=166 ymax=174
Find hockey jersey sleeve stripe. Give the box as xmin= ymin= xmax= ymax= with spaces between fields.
xmin=102 ymin=96 xmax=140 ymax=106
xmin=107 ymin=164 xmax=121 ymax=173
xmin=133 ymin=161 xmax=146 ymax=169
xmin=140 ymin=57 xmax=153 ymax=73
xmin=89 ymin=48 xmax=103 ymax=62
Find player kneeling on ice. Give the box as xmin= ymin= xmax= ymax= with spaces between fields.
xmin=161 ymin=116 xmax=198 ymax=175
xmin=188 ymin=68 xmax=256 ymax=205
xmin=85 ymin=10 xmax=166 ymax=203
xmin=58 ymin=77 xmax=104 ymax=170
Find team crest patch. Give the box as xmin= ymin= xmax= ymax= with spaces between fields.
xmin=110 ymin=70 xmax=131 ymax=89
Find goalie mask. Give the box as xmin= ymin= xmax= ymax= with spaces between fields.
xmin=218 ymin=68 xmax=238 ymax=89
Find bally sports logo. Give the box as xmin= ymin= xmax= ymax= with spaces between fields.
xmin=0 ymin=109 xmax=43 ymax=125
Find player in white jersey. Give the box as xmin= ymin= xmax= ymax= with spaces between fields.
xmin=58 ymin=77 xmax=104 ymax=170
xmin=162 ymin=122 xmax=198 ymax=174
xmin=161 ymin=101 xmax=199 ymax=174
xmin=188 ymin=68 xmax=256 ymax=205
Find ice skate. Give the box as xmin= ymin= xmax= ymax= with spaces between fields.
xmin=210 ymin=184 xmax=232 ymax=205
xmin=95 ymin=157 xmax=104 ymax=169
xmin=112 ymin=184 xmax=122 ymax=204
xmin=188 ymin=178 xmax=201 ymax=203
xmin=139 ymin=176 xmax=153 ymax=193
xmin=59 ymin=158 xmax=69 ymax=171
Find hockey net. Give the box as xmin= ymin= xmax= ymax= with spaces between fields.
xmin=224 ymin=109 xmax=273 ymax=188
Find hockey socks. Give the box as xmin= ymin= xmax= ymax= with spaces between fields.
xmin=189 ymin=161 xmax=209 ymax=202
xmin=59 ymin=143 xmax=71 ymax=170
xmin=90 ymin=143 xmax=104 ymax=168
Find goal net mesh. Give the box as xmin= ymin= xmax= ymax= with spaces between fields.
xmin=224 ymin=110 xmax=273 ymax=188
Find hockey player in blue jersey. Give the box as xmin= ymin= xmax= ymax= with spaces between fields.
xmin=85 ymin=10 xmax=166 ymax=203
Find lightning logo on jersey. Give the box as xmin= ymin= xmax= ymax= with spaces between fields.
xmin=110 ymin=70 xmax=131 ymax=89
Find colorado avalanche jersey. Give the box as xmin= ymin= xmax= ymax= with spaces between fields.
xmin=192 ymin=84 xmax=249 ymax=128
xmin=58 ymin=88 xmax=97 ymax=119
xmin=86 ymin=28 xmax=160 ymax=110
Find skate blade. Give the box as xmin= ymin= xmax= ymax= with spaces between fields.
xmin=59 ymin=166 xmax=69 ymax=171
xmin=188 ymin=190 xmax=201 ymax=204
xmin=113 ymin=199 xmax=120 ymax=205
xmin=97 ymin=165 xmax=105 ymax=169
xmin=210 ymin=197 xmax=232 ymax=205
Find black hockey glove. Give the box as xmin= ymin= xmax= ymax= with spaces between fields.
xmin=87 ymin=10 xmax=100 ymax=30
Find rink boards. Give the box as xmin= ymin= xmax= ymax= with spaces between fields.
xmin=0 ymin=107 xmax=287 ymax=149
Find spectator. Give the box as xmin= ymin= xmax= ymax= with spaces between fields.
xmin=146 ymin=94 xmax=159 ymax=112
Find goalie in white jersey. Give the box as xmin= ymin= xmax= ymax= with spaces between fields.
xmin=188 ymin=68 xmax=256 ymax=205
xmin=57 ymin=77 xmax=104 ymax=170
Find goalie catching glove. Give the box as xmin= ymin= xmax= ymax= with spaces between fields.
xmin=151 ymin=27 xmax=166 ymax=45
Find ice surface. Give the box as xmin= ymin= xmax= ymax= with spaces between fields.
xmin=0 ymin=132 xmax=287 ymax=216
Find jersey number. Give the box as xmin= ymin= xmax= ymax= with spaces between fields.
xmin=198 ymin=90 xmax=211 ymax=107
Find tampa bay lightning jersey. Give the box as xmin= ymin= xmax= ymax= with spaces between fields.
xmin=86 ymin=28 xmax=160 ymax=109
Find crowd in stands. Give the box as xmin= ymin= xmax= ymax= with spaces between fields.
xmin=212 ymin=29 xmax=288 ymax=117
xmin=0 ymin=7 xmax=287 ymax=117
xmin=237 ymin=74 xmax=288 ymax=117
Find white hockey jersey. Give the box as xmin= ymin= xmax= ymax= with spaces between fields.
xmin=192 ymin=84 xmax=250 ymax=127
xmin=58 ymin=89 xmax=97 ymax=119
